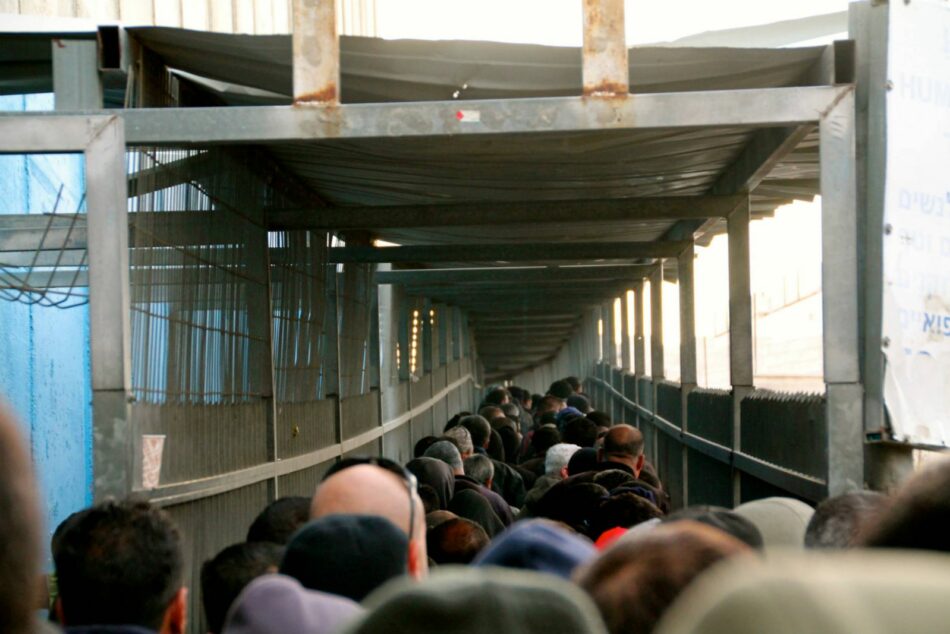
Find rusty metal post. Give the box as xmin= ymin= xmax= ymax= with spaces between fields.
xmin=582 ymin=0 xmax=629 ymax=97
xmin=292 ymin=0 xmax=339 ymax=104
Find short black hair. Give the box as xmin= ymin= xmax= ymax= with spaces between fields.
xmin=459 ymin=415 xmax=492 ymax=449
xmin=564 ymin=376 xmax=582 ymax=393
xmin=586 ymin=410 xmax=612 ymax=427
xmin=567 ymin=394 xmax=592 ymax=413
xmin=246 ymin=496 xmax=311 ymax=544
xmin=562 ymin=417 xmax=599 ymax=448
xmin=548 ymin=380 xmax=574 ymax=400
xmin=200 ymin=541 xmax=283 ymax=634
xmin=413 ymin=435 xmax=440 ymax=458
xmin=530 ymin=426 xmax=561 ymax=455
xmin=54 ymin=498 xmax=184 ymax=630
xmin=483 ymin=387 xmax=510 ymax=406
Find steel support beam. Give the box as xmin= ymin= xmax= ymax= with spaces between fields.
xmin=271 ymin=196 xmax=742 ymax=230
xmin=84 ymin=117 xmax=134 ymax=499
xmin=649 ymin=264 xmax=665 ymax=379
xmin=292 ymin=0 xmax=339 ymax=104
xmin=620 ymin=289 xmax=632 ymax=371
xmin=678 ymin=243 xmax=697 ymax=505
xmin=42 ymin=86 xmax=856 ymax=146
xmin=634 ymin=280 xmax=646 ymax=376
xmin=53 ymin=39 xmax=102 ymax=111
xmin=330 ymin=242 xmax=687 ymax=264
xmin=662 ymin=124 xmax=815 ymax=241
xmin=582 ymin=0 xmax=628 ymax=97
xmin=727 ymin=197 xmax=754 ymax=505
xmin=377 ymin=265 xmax=653 ymax=286
xmin=821 ymin=88 xmax=863 ymax=495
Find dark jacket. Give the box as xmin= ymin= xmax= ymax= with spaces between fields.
xmin=454 ymin=475 xmax=514 ymax=525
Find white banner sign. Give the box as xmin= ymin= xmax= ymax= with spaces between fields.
xmin=882 ymin=0 xmax=950 ymax=445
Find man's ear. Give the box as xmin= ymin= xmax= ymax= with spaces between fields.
xmin=160 ymin=587 xmax=188 ymax=634
xmin=560 ymin=466 xmax=569 ymax=480
xmin=407 ymin=540 xmax=428 ymax=580
xmin=485 ymin=477 xmax=493 ymax=490
xmin=635 ymin=454 xmax=645 ymax=477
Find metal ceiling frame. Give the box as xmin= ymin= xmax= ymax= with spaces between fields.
xmin=0 ymin=0 xmax=864 ymax=498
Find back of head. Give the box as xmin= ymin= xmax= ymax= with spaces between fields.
xmin=548 ymin=380 xmax=575 ymax=400
xmin=860 ymin=457 xmax=950 ymax=551
xmin=426 ymin=518 xmax=489 ymax=565
xmin=474 ymin=519 xmax=596 ymax=579
xmin=459 ymin=415 xmax=492 ymax=449
xmin=564 ymin=376 xmax=582 ymax=393
xmin=577 ymin=521 xmax=750 ymax=634
xmin=224 ymin=574 xmax=362 ymax=634
xmin=591 ymin=492 xmax=663 ymax=540
xmin=280 ymin=515 xmax=408 ymax=602
xmin=247 ymin=496 xmax=311 ymax=544
xmin=536 ymin=395 xmax=565 ymax=416
xmin=483 ymin=387 xmax=510 ymax=406
xmin=406 ymin=457 xmax=455 ymax=511
xmin=478 ymin=405 xmax=504 ymax=421
xmin=54 ymin=498 xmax=184 ymax=629
xmin=562 ymin=417 xmax=599 ymax=448
xmin=536 ymin=480 xmax=610 ymax=537
xmin=733 ymin=497 xmax=814 ymax=548
xmin=530 ymin=425 xmax=561 ymax=457
xmin=586 ymin=410 xmax=612 ymax=427
xmin=567 ymin=447 xmax=600 ymax=476
xmin=344 ymin=567 xmax=608 ymax=634
xmin=201 ymin=541 xmax=283 ymax=634
xmin=567 ymin=394 xmax=592 ymax=413
xmin=806 ymin=491 xmax=888 ymax=549
xmin=545 ymin=443 xmax=581 ymax=476
xmin=498 ymin=426 xmax=523 ymax=464
xmin=665 ymin=506 xmax=763 ymax=549
xmin=424 ymin=440 xmax=464 ymax=473
xmin=654 ymin=550 xmax=950 ymax=634
xmin=442 ymin=426 xmax=474 ymax=456
xmin=463 ymin=454 xmax=494 ymax=487
xmin=501 ymin=402 xmax=521 ymax=420
xmin=0 ymin=405 xmax=41 ymax=634
xmin=413 ymin=436 xmax=439 ymax=459
xmin=602 ymin=424 xmax=644 ymax=459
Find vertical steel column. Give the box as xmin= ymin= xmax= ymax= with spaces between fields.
xmin=437 ymin=304 xmax=449 ymax=368
xmin=53 ymin=39 xmax=102 ymax=110
xmin=634 ymin=281 xmax=646 ymax=377
xmin=422 ymin=298 xmax=434 ymax=375
xmin=581 ymin=0 xmax=629 ymax=97
xmin=650 ymin=265 xmax=665 ymax=380
xmin=821 ymin=89 xmax=864 ymax=495
xmin=87 ymin=117 xmax=133 ymax=499
xmin=247 ymin=221 xmax=279 ymax=499
xmin=292 ymin=0 xmax=339 ymax=104
xmin=621 ymin=290 xmax=632 ymax=371
xmin=678 ymin=244 xmax=698 ymax=504
xmin=728 ymin=198 xmax=754 ymax=505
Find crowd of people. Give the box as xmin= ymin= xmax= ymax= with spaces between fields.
xmin=2 ymin=376 xmax=950 ymax=634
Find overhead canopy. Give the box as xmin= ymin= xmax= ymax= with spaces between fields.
xmin=0 ymin=24 xmax=833 ymax=380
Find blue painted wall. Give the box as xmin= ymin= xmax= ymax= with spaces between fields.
xmin=0 ymin=93 xmax=93 ymax=568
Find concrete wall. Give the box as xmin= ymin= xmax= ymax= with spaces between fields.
xmin=0 ymin=93 xmax=93 ymax=567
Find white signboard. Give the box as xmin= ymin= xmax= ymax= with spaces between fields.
xmin=882 ymin=0 xmax=950 ymax=445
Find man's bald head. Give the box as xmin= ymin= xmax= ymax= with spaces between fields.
xmin=601 ymin=425 xmax=645 ymax=476
xmin=603 ymin=425 xmax=644 ymax=458
xmin=312 ymin=464 xmax=427 ymax=577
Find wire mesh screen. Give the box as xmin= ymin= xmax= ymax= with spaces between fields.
xmin=338 ymin=262 xmax=375 ymax=399
xmin=270 ymin=230 xmax=338 ymax=457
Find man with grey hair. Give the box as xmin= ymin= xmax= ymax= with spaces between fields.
xmin=442 ymin=427 xmax=474 ymax=459
xmin=520 ymin=443 xmax=581 ymax=518
xmin=424 ymin=441 xmax=464 ymax=475
xmin=464 ymin=454 xmax=495 ymax=489
xmin=429 ymin=442 xmax=513 ymax=526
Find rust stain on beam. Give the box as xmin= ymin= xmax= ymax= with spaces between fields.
xmin=582 ymin=0 xmax=629 ymax=98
